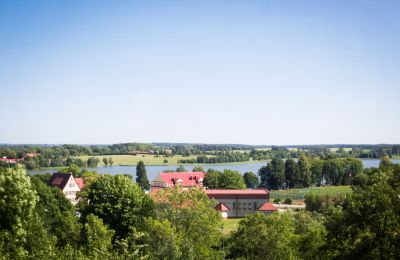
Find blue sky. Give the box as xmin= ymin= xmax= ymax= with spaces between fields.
xmin=1 ymin=0 xmax=399 ymax=145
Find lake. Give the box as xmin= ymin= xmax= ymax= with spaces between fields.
xmin=28 ymin=159 xmax=400 ymax=182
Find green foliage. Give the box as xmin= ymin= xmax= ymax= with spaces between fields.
xmin=284 ymin=198 xmax=292 ymax=204
xmin=203 ymin=169 xmax=246 ymax=189
xmin=87 ymin=157 xmax=100 ymax=167
xmin=192 ymin=166 xmax=204 ymax=172
xmin=103 ymin=157 xmax=109 ymax=166
xmin=0 ymin=166 xmax=38 ymax=236
xmin=243 ymin=171 xmax=259 ymax=188
xmin=324 ymin=166 xmax=400 ymax=259
xmin=154 ymin=187 xmax=223 ymax=259
xmin=284 ymin=158 xmax=300 ymax=188
xmin=175 ymin=165 xmax=187 ymax=172
xmin=259 ymin=158 xmax=285 ymax=190
xmin=136 ymin=161 xmax=150 ymax=190
xmin=81 ymin=174 xmax=154 ymax=238
xmin=58 ymin=163 xmax=81 ymax=177
xmin=228 ymin=213 xmax=299 ymax=259
xmin=82 ymin=214 xmax=115 ymax=259
xmin=108 ymin=157 xmax=113 ymax=166
xmin=228 ymin=211 xmax=327 ymax=260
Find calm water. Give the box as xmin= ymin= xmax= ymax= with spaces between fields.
xmin=28 ymin=159 xmax=400 ymax=182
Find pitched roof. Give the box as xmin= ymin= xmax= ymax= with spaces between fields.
xmin=214 ymin=202 xmax=230 ymax=212
xmin=49 ymin=173 xmax=73 ymax=190
xmin=74 ymin=178 xmax=85 ymax=189
xmin=205 ymin=189 xmax=269 ymax=195
xmin=257 ymin=202 xmax=278 ymax=212
xmin=152 ymin=172 xmax=205 ymax=187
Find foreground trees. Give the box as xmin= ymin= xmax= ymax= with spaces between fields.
xmin=80 ymin=174 xmax=154 ymax=238
xmin=228 ymin=211 xmax=326 ymax=260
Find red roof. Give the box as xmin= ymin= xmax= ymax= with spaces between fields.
xmin=257 ymin=202 xmax=278 ymax=212
xmin=75 ymin=178 xmax=85 ymax=189
xmin=214 ymin=202 xmax=230 ymax=212
xmin=205 ymin=189 xmax=269 ymax=195
xmin=153 ymin=172 xmax=205 ymax=187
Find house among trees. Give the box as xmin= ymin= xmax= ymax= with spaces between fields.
xmin=150 ymin=171 xmax=205 ymax=192
xmin=206 ymin=189 xmax=276 ymax=218
xmin=49 ymin=173 xmax=82 ymax=204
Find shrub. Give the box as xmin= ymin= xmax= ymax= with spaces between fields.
xmin=284 ymin=198 xmax=292 ymax=205
xmin=273 ymin=198 xmax=281 ymax=203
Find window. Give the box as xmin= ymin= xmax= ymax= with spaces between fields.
xmin=69 ymin=183 xmax=75 ymax=188
xmin=253 ymin=202 xmax=258 ymax=210
xmin=237 ymin=202 xmax=241 ymax=211
xmin=248 ymin=203 xmax=252 ymax=210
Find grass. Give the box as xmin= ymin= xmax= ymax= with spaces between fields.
xmin=75 ymin=154 xmax=201 ymax=166
xmin=270 ymin=186 xmax=352 ymax=201
xmin=222 ymin=218 xmax=243 ymax=234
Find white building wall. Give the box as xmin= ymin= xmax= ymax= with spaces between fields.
xmin=62 ymin=176 xmax=81 ymax=205
xmin=213 ymin=198 xmax=268 ymax=218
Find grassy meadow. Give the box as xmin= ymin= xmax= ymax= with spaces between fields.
xmin=75 ymin=154 xmax=203 ymax=166
xmin=222 ymin=218 xmax=243 ymax=234
xmin=270 ymin=186 xmax=352 ymax=201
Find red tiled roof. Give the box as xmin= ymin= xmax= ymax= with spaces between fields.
xmin=257 ymin=202 xmax=278 ymax=211
xmin=75 ymin=178 xmax=85 ymax=189
xmin=153 ymin=172 xmax=205 ymax=187
xmin=205 ymin=189 xmax=269 ymax=195
xmin=214 ymin=202 xmax=230 ymax=212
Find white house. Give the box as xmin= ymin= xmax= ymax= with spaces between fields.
xmin=49 ymin=173 xmax=81 ymax=205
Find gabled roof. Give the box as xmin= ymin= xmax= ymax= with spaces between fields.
xmin=49 ymin=173 xmax=73 ymax=190
xmin=74 ymin=178 xmax=85 ymax=189
xmin=214 ymin=202 xmax=230 ymax=212
xmin=152 ymin=172 xmax=205 ymax=187
xmin=257 ymin=202 xmax=278 ymax=212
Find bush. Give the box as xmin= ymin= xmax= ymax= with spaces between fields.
xmin=273 ymin=198 xmax=281 ymax=203
xmin=284 ymin=198 xmax=292 ymax=204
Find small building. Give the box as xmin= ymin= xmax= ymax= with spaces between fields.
xmin=214 ymin=202 xmax=230 ymax=219
xmin=257 ymin=202 xmax=278 ymax=215
xmin=49 ymin=173 xmax=81 ymax=205
xmin=0 ymin=157 xmax=23 ymax=164
xmin=150 ymin=172 xmax=205 ymax=192
xmin=206 ymin=189 xmax=271 ymax=218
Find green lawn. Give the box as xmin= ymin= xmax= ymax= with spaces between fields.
xmin=270 ymin=186 xmax=352 ymax=201
xmin=222 ymin=218 xmax=243 ymax=234
xmin=76 ymin=154 xmax=200 ymax=166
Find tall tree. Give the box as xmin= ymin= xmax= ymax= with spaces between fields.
xmin=243 ymin=172 xmax=259 ymax=189
xmin=103 ymin=157 xmax=109 ymax=166
xmin=298 ymin=156 xmax=311 ymax=187
xmin=108 ymin=157 xmax=114 ymax=166
xmin=284 ymin=159 xmax=299 ymax=189
xmin=136 ymin=161 xmax=150 ymax=190
xmin=203 ymin=169 xmax=220 ymax=189
xmin=176 ymin=165 xmax=187 ymax=172
xmin=258 ymin=159 xmax=285 ymax=190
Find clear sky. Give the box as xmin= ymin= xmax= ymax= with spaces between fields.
xmin=1 ymin=0 xmax=399 ymax=145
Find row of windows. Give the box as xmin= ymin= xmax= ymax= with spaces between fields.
xmin=64 ymin=191 xmax=77 ymax=196
xmin=229 ymin=202 xmax=258 ymax=211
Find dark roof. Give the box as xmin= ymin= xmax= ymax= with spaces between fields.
xmin=49 ymin=173 xmax=72 ymax=190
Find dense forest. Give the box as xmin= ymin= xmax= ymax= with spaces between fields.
xmin=0 ymin=158 xmax=399 ymax=259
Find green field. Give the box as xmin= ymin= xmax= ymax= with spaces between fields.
xmin=222 ymin=218 xmax=243 ymax=234
xmin=75 ymin=154 xmax=203 ymax=166
xmin=270 ymin=186 xmax=352 ymax=200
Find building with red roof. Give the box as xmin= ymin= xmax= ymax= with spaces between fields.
xmin=257 ymin=202 xmax=278 ymax=214
xmin=214 ymin=202 xmax=230 ymax=219
xmin=150 ymin=172 xmax=205 ymax=192
xmin=206 ymin=189 xmax=271 ymax=218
